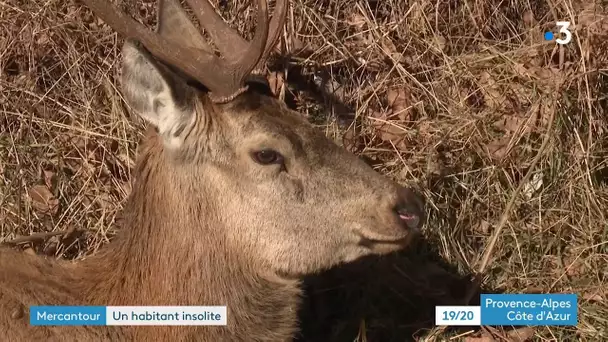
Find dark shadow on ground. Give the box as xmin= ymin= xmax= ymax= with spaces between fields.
xmin=295 ymin=238 xmax=487 ymax=342
xmin=266 ymin=54 xmax=358 ymax=128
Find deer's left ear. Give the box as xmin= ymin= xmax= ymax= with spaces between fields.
xmin=120 ymin=40 xmax=196 ymax=149
xmin=119 ymin=0 xmax=213 ymax=149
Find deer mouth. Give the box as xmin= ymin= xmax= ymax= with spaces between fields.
xmin=355 ymin=231 xmax=412 ymax=249
xmin=397 ymin=211 xmax=421 ymax=231
xmin=394 ymin=201 xmax=424 ymax=231
xmin=355 ymin=211 xmax=422 ymax=250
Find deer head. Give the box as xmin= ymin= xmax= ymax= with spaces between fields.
xmin=81 ymin=0 xmax=425 ymax=277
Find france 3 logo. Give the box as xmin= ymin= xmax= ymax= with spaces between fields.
xmin=544 ymin=22 xmax=572 ymax=45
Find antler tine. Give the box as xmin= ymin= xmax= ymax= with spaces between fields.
xmin=186 ymin=0 xmax=288 ymax=72
xmin=83 ymin=0 xmax=280 ymax=103
xmin=184 ymin=0 xmax=249 ymax=57
xmin=81 ymin=0 xmax=235 ymax=99
xmin=255 ymin=0 xmax=288 ymax=72
xmin=183 ymin=0 xmax=269 ymax=95
xmin=230 ymin=0 xmax=269 ymax=76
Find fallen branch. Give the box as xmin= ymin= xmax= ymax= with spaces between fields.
xmin=0 ymin=230 xmax=70 ymax=246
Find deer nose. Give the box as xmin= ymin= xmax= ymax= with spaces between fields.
xmin=393 ymin=187 xmax=425 ymax=230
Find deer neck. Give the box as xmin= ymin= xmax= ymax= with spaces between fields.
xmin=75 ymin=133 xmax=301 ymax=340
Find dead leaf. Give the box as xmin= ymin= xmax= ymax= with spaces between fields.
xmin=536 ymin=67 xmax=567 ymax=90
xmin=369 ymin=119 xmax=408 ymax=151
xmin=380 ymin=36 xmax=403 ymax=62
xmin=380 ymin=36 xmax=397 ymax=54
xmin=433 ymin=35 xmax=446 ymax=51
xmin=417 ymin=119 xmax=440 ymax=146
xmin=368 ymin=87 xmax=415 ymax=149
xmin=95 ymin=191 xmax=114 ymax=211
xmin=289 ymin=36 xmax=307 ymax=54
xmin=479 ymin=71 xmax=506 ymax=109
xmin=342 ymin=128 xmax=363 ymax=153
xmin=28 ymin=185 xmax=59 ymax=215
xmin=578 ymin=3 xmax=608 ymax=33
xmin=490 ymin=101 xmax=541 ymax=135
xmin=522 ymin=172 xmax=544 ymax=199
xmin=523 ymin=11 xmax=535 ymax=25
xmin=476 ymin=220 xmax=491 ymax=234
xmin=492 ymin=101 xmax=546 ymax=137
xmin=387 ymin=88 xmax=413 ymax=121
xmin=36 ymin=31 xmax=50 ymax=45
xmin=507 ymin=327 xmax=535 ymax=341
xmin=465 ymin=327 xmax=533 ymax=342
xmin=387 ymin=89 xmax=405 ymax=114
xmin=486 ymin=136 xmax=512 ymax=160
xmin=369 ymin=111 xmax=406 ymax=144
xmin=267 ymin=71 xmax=285 ymax=97
xmin=323 ymin=79 xmax=345 ymax=100
xmin=465 ymin=336 xmax=494 ymax=342
xmin=492 ymin=115 xmax=528 ymax=133
xmin=425 ymin=152 xmax=441 ymax=175
xmin=43 ymin=170 xmax=55 ymax=189
xmin=562 ymin=253 xmax=585 ymax=276
xmin=346 ymin=12 xmax=367 ymax=30
xmin=512 ymin=63 xmax=529 ymax=77
xmin=582 ymin=291 xmax=604 ymax=302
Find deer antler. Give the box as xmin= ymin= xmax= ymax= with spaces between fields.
xmin=81 ymin=0 xmax=288 ymax=103
xmin=185 ymin=0 xmax=288 ymax=73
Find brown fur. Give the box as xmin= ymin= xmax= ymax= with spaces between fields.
xmin=0 ymin=1 xmax=424 ymax=341
xmin=1 ymin=122 xmax=303 ymax=341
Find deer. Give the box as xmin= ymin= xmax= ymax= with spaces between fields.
xmin=0 ymin=0 xmax=425 ymax=341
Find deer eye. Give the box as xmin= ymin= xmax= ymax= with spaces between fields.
xmin=251 ymin=149 xmax=283 ymax=165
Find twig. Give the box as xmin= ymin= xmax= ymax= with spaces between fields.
xmin=465 ymin=93 xmax=558 ymax=304
xmin=0 ymin=230 xmax=70 ymax=246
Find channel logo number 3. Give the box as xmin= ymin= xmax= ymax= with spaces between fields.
xmin=554 ymin=21 xmax=572 ymax=45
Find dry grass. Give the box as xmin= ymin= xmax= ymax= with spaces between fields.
xmin=1 ymin=0 xmax=607 ymax=341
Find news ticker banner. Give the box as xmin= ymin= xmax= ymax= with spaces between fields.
xmin=29 ymin=294 xmax=577 ymax=327
xmin=30 ymin=306 xmax=227 ymax=326
xmin=436 ymin=294 xmax=577 ymax=326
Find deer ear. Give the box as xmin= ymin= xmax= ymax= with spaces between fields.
xmin=120 ymin=40 xmax=195 ymax=148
